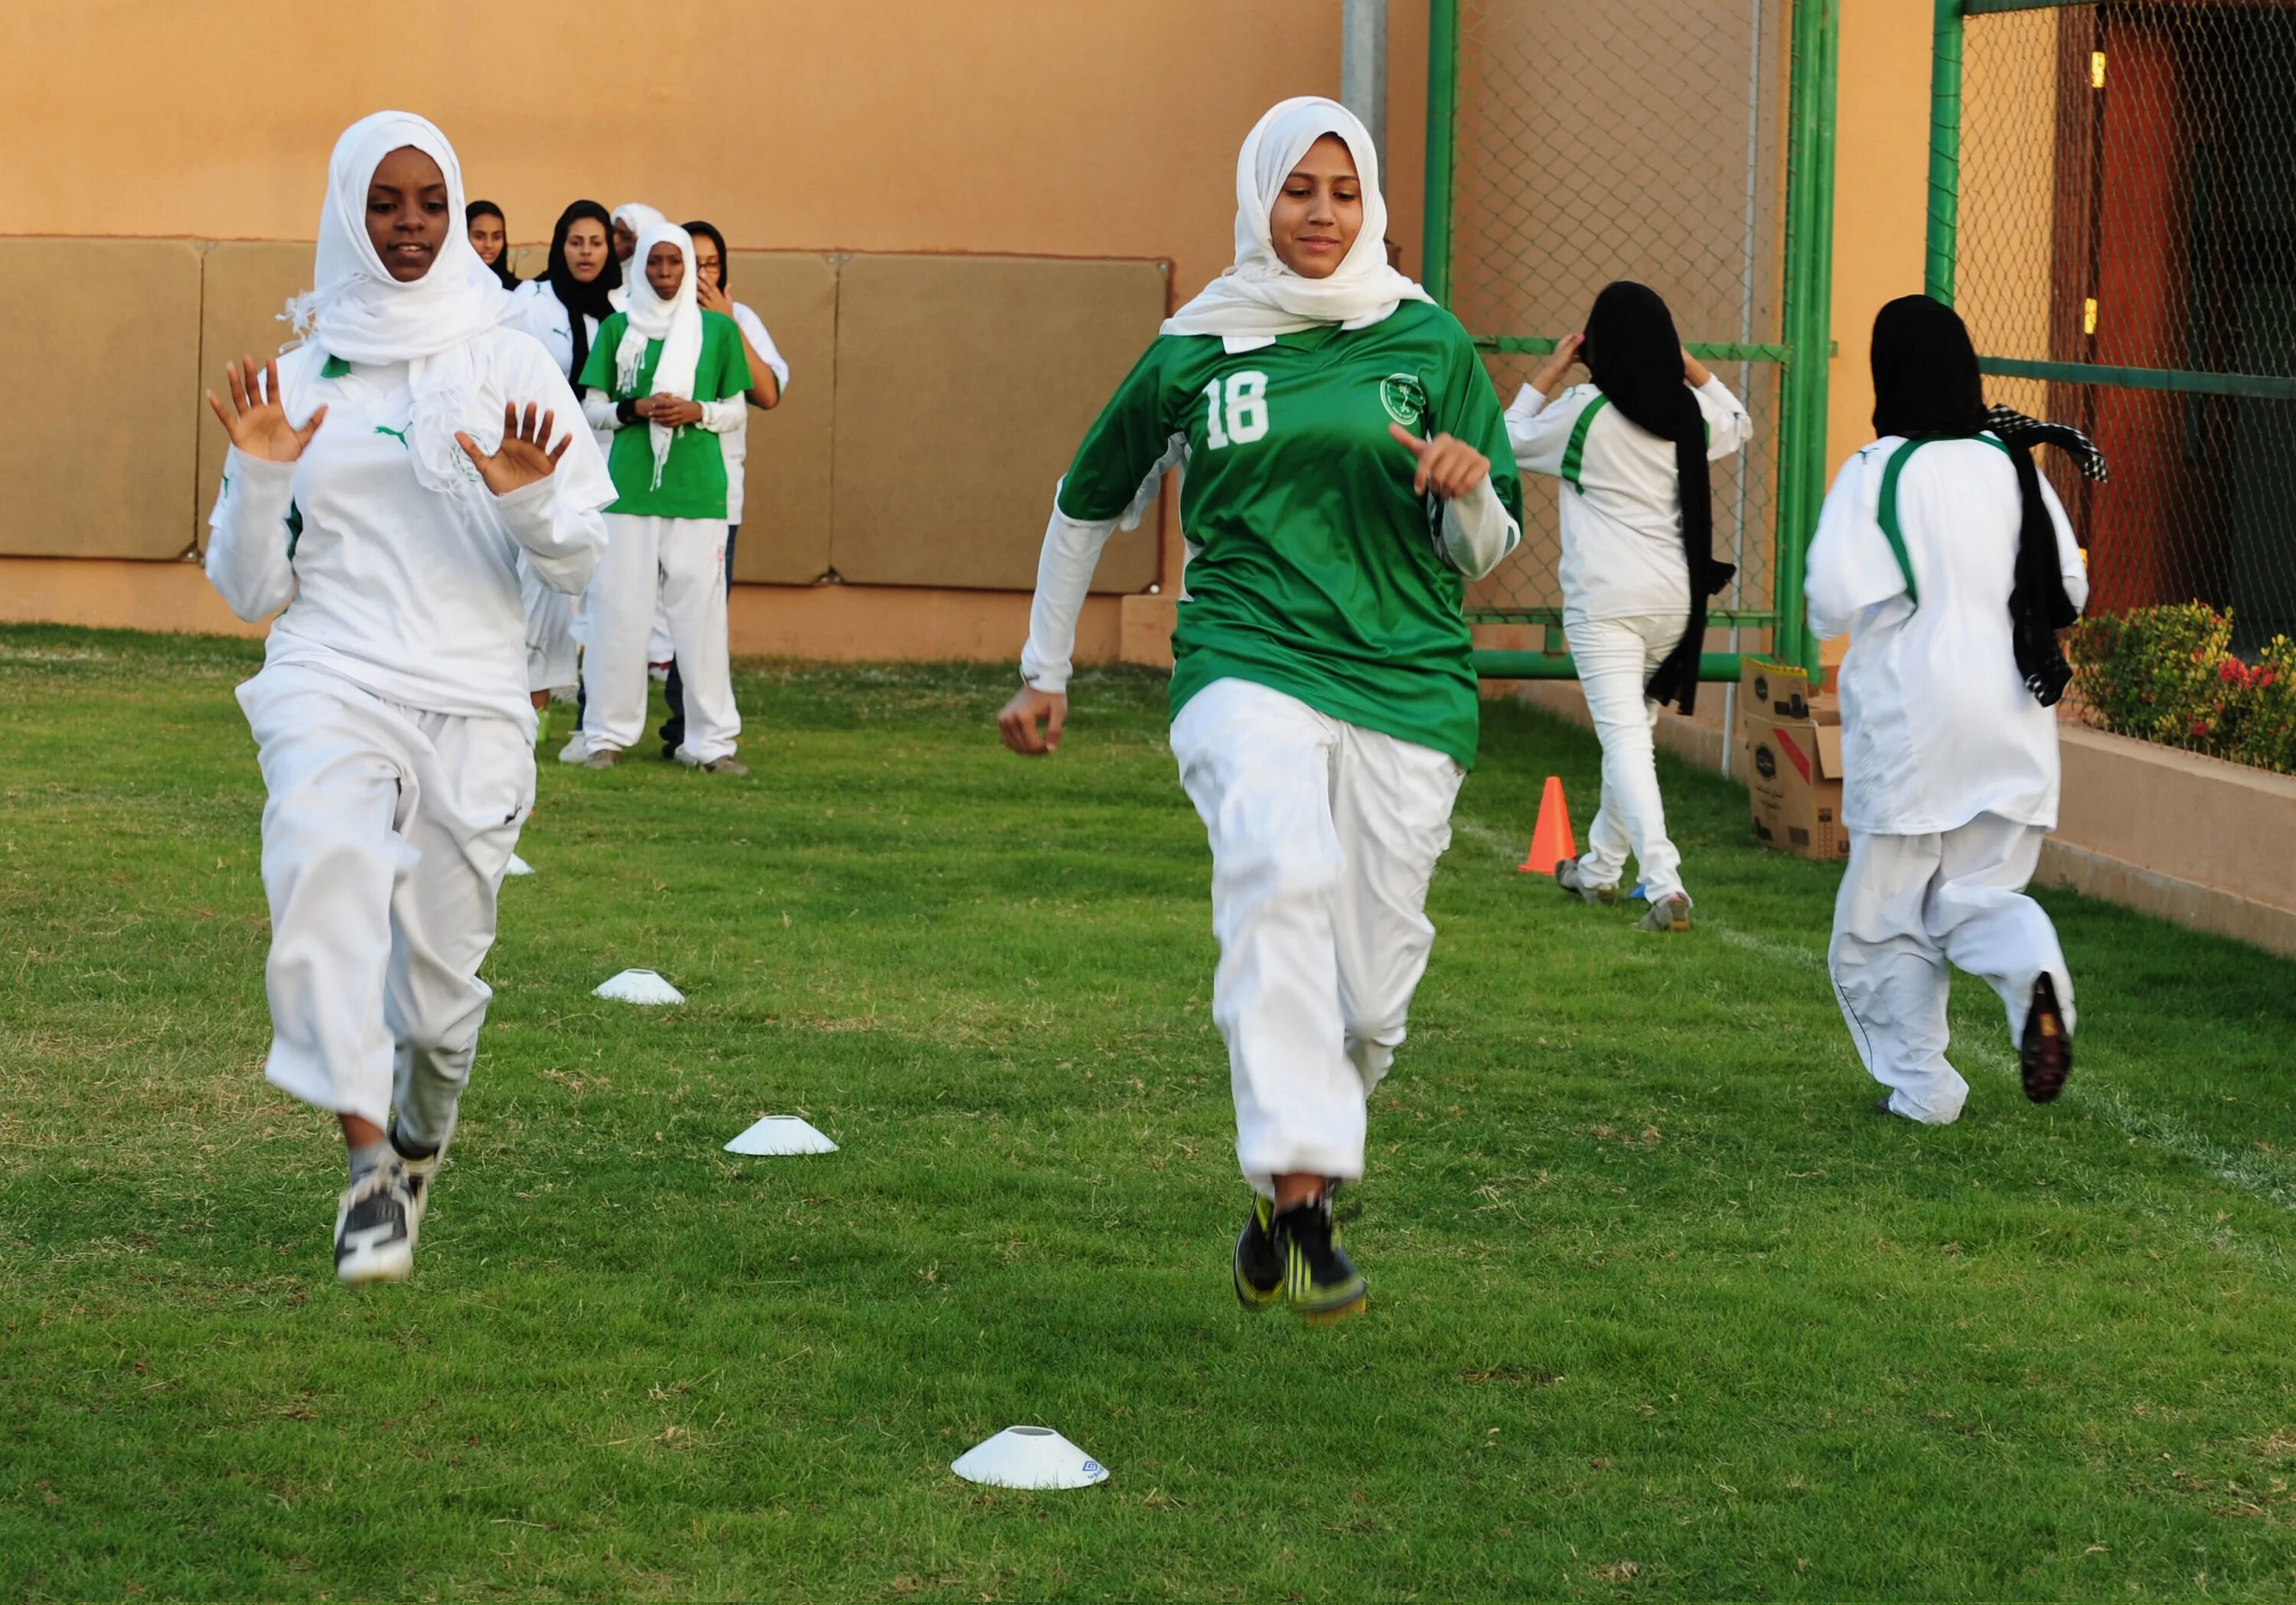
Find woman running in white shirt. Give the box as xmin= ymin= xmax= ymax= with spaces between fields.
xmin=204 ymin=112 xmax=615 ymax=1283
xmin=1508 ymin=282 xmax=1751 ymax=931
xmin=1806 ymin=294 xmax=2089 ymax=1123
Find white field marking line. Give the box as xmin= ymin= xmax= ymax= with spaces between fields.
xmin=1462 ymin=805 xmax=2296 ymax=1222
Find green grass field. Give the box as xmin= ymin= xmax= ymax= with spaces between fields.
xmin=7 ymin=625 xmax=2296 ymax=1600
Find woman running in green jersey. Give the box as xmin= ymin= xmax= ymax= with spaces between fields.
xmin=999 ymin=97 xmax=1524 ymax=1322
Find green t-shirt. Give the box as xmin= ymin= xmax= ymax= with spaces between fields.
xmin=579 ymin=310 xmax=753 ymax=520
xmin=1060 ymin=299 xmax=1520 ymax=769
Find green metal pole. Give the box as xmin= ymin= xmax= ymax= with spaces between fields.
xmin=1798 ymin=0 xmax=1841 ymax=680
xmin=1926 ymin=0 xmax=1964 ymax=302
xmin=1773 ymin=0 xmax=1824 ymax=671
xmin=1422 ymin=0 xmax=1459 ymax=306
xmin=1474 ymin=651 xmax=1746 ymax=683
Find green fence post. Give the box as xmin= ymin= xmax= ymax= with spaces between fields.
xmin=1773 ymin=0 xmax=1827 ymax=677
xmin=1422 ymin=0 xmax=1459 ymax=306
xmin=1797 ymin=0 xmax=1841 ymax=680
xmin=1926 ymin=0 xmax=1963 ymax=302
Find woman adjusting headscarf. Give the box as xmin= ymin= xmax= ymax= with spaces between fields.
xmin=1003 ymin=96 xmax=1521 ymax=1324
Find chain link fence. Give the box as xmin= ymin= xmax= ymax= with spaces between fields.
xmin=1437 ymin=0 xmax=1795 ymax=636
xmin=1952 ymin=1 xmax=2296 ymax=654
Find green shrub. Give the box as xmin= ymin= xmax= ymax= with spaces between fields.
xmin=2068 ymin=604 xmax=2296 ymax=775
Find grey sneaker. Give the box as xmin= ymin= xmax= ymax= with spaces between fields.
xmin=1554 ymin=856 xmax=1618 ymax=905
xmin=334 ymin=1159 xmax=416 ymax=1284
xmin=697 ymin=757 xmax=751 ymax=777
xmin=582 ymin=748 xmax=620 ymax=770
xmin=1635 ymin=895 xmax=1692 ymax=932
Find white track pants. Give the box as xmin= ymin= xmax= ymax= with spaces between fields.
xmin=1565 ymin=612 xmax=1690 ymax=902
xmin=238 ymin=664 xmax=531 ymax=1143
xmin=1171 ymin=677 xmax=1465 ymax=1194
xmin=1828 ymin=813 xmax=2076 ymax=1124
xmin=579 ymin=513 xmax=739 ymax=763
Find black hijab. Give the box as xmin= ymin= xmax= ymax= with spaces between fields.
xmin=1870 ymin=295 xmax=2089 ymax=706
xmin=465 ymin=200 xmax=520 ymax=291
xmin=541 ymin=200 xmax=622 ymax=383
xmin=1582 ymin=281 xmax=1730 ymax=716
xmin=683 ymin=220 xmax=730 ymax=291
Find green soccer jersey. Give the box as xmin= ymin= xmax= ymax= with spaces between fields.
xmin=579 ymin=310 xmax=753 ymax=520
xmin=1058 ymin=298 xmax=1521 ymax=769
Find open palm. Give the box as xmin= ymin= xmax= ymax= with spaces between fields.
xmin=458 ymin=402 xmax=569 ymax=497
xmin=207 ymin=355 xmax=326 ymax=462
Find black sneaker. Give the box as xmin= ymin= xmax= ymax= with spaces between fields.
xmin=334 ymin=1158 xmax=416 ymax=1284
xmin=1233 ymin=1194 xmax=1283 ymax=1310
xmin=2020 ymin=971 xmax=2073 ymax=1104
xmin=1274 ymin=1194 xmax=1368 ymax=1323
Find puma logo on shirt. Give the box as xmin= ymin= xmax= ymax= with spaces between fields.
xmin=374 ymin=424 xmax=412 ymax=447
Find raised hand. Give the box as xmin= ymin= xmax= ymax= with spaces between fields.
xmin=1527 ymin=332 xmax=1585 ymax=397
xmin=457 ymin=402 xmax=570 ymax=497
xmin=207 ymin=355 xmax=327 ymax=463
xmin=1388 ymin=423 xmax=1491 ymax=500
xmin=696 ymin=275 xmax=733 ymax=318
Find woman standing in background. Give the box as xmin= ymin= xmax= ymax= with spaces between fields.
xmin=658 ymin=219 xmax=788 ymax=759
xmin=513 ymin=200 xmax=622 ymax=707
xmin=465 ymin=200 xmax=520 ymax=289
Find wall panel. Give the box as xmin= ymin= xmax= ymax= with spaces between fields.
xmin=725 ymin=252 xmax=838 ymax=585
xmin=193 ymin=242 xmax=316 ymax=553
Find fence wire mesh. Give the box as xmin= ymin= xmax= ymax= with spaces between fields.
xmin=1958 ymin=2 xmax=2296 ymax=651
xmin=1444 ymin=0 xmax=1791 ymax=628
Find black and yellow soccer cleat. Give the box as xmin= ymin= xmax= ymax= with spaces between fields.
xmin=2020 ymin=971 xmax=2073 ymax=1104
xmin=1234 ymin=1193 xmax=1285 ymax=1310
xmin=1275 ymin=1194 xmax=1368 ymax=1323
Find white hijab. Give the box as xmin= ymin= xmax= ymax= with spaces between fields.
xmin=1163 ymin=96 xmax=1433 ymax=343
xmin=287 ymin=111 xmax=517 ymax=494
xmin=615 ymin=220 xmax=705 ymax=491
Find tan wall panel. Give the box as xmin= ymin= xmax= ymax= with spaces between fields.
xmin=832 ymin=254 xmax=1167 ymax=592
xmin=725 ymin=252 xmax=837 ymax=585
xmin=0 ymin=238 xmax=201 ymax=559
xmin=194 ymin=242 xmax=316 ymax=553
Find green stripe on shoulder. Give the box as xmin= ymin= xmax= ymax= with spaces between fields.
xmin=1561 ymin=394 xmax=1609 ymax=490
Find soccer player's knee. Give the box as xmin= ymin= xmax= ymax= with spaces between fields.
xmin=269 ymin=805 xmax=389 ymax=902
xmin=1225 ymin=827 xmax=1342 ymax=913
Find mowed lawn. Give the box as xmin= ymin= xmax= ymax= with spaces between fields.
xmin=6 ymin=625 xmax=2296 ymax=1601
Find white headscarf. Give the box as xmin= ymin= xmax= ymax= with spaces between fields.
xmin=615 ymin=220 xmax=704 ymax=491
xmin=1163 ymin=96 xmax=1433 ymax=342
xmin=287 ymin=111 xmax=517 ymax=494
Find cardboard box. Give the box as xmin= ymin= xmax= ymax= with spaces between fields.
xmin=1740 ymin=655 xmax=1823 ymax=722
xmin=1743 ymin=703 xmax=1849 ymax=860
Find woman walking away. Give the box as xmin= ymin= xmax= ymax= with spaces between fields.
xmin=1807 ymin=294 xmax=2092 ymax=1124
xmin=204 ymin=112 xmax=614 ymax=1282
xmin=998 ymin=97 xmax=1521 ymax=1322
xmin=573 ymin=220 xmax=752 ymax=774
xmin=1508 ymin=282 xmax=1750 ymax=931
xmin=466 ymin=199 xmax=520 ymax=289
xmin=659 ymin=218 xmax=788 ymax=758
xmin=512 ymin=200 xmax=622 ymax=706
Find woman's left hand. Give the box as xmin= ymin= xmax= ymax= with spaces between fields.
xmin=458 ymin=402 xmax=569 ymax=496
xmin=637 ymin=395 xmax=706 ymax=428
xmin=1388 ymin=425 xmax=1489 ymax=499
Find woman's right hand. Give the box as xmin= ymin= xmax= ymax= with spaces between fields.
xmin=206 ymin=355 xmax=326 ymax=463
xmin=998 ymin=685 xmax=1068 ymax=755
xmin=1528 ymin=332 xmax=1585 ymax=396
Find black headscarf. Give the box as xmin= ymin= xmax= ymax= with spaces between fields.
xmin=683 ymin=220 xmax=730 ymax=291
xmin=1870 ymin=295 xmax=2091 ymax=706
xmin=541 ymin=200 xmax=622 ymax=384
xmin=1581 ymin=282 xmax=1731 ymax=716
xmin=465 ymin=200 xmax=520 ymax=291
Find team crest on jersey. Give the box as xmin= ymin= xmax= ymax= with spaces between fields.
xmin=1379 ymin=372 xmax=1427 ymax=428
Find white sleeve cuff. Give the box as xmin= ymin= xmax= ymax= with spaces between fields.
xmin=1438 ymin=477 xmax=1521 ymax=582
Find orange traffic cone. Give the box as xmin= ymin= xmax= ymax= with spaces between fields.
xmin=1516 ymin=776 xmax=1577 ymax=876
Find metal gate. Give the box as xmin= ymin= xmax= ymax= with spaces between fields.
xmin=1931 ymin=0 xmax=2296 ymax=652
xmin=1425 ymin=0 xmax=1841 ymax=682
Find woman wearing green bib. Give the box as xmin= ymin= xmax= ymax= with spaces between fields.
xmin=573 ymin=220 xmax=752 ymax=773
xmin=1000 ymin=98 xmax=1523 ymax=1321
